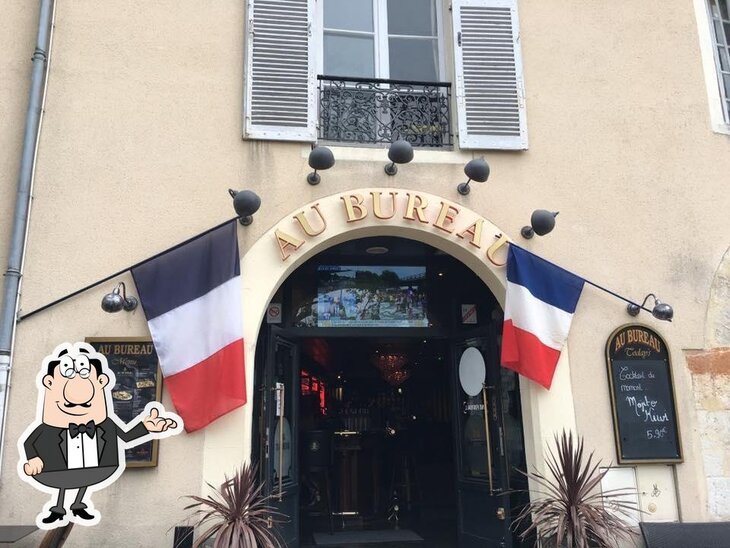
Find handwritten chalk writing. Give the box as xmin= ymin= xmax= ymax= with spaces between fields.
xmin=626 ymin=395 xmax=670 ymax=423
xmin=646 ymin=427 xmax=668 ymax=440
xmin=620 ymin=384 xmax=643 ymax=392
xmin=619 ymin=366 xmax=645 ymax=381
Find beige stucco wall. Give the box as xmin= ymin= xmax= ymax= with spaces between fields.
xmin=0 ymin=0 xmax=728 ymax=545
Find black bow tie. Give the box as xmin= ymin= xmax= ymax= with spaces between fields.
xmin=68 ymin=421 xmax=96 ymax=439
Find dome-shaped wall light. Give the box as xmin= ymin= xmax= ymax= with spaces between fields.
xmin=457 ymin=158 xmax=490 ymax=195
xmin=627 ymin=293 xmax=674 ymax=322
xmin=228 ymin=189 xmax=261 ymax=226
xmin=101 ymin=282 xmax=138 ymax=313
xmin=384 ymin=140 xmax=414 ymax=175
xmin=521 ymin=210 xmax=559 ymax=239
xmin=307 ymin=146 xmax=335 ymax=185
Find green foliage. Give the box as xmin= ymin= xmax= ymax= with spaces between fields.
xmin=513 ymin=430 xmax=640 ymax=548
xmin=180 ymin=462 xmax=286 ymax=548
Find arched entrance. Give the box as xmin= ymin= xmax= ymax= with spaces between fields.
xmin=255 ymin=235 xmax=527 ymax=547
xmin=199 ymin=189 xmax=578 ymax=545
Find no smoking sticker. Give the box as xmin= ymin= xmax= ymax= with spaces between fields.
xmin=461 ymin=304 xmax=477 ymax=324
xmin=267 ymin=303 xmax=282 ymax=324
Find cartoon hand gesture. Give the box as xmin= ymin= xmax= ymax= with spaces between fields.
xmin=142 ymin=407 xmax=177 ymax=433
xmin=24 ymin=457 xmax=44 ymax=476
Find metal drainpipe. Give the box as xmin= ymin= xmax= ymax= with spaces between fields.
xmin=0 ymin=0 xmax=56 ymax=475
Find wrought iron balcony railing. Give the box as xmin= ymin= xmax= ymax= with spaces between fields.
xmin=317 ymin=75 xmax=453 ymax=148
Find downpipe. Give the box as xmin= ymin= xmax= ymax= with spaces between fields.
xmin=0 ymin=0 xmax=56 ymax=476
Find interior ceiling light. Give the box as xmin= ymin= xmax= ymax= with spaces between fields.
xmin=366 ymin=246 xmax=389 ymax=255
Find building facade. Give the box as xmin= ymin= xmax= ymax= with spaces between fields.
xmin=0 ymin=1 xmax=729 ymax=546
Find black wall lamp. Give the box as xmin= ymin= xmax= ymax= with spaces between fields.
xmin=101 ymin=282 xmax=138 ymax=313
xmin=228 ymin=189 xmax=261 ymax=226
xmin=627 ymin=293 xmax=674 ymax=322
xmin=384 ymin=140 xmax=414 ymax=175
xmin=521 ymin=210 xmax=559 ymax=239
xmin=457 ymin=158 xmax=490 ymax=195
xmin=307 ymin=146 xmax=335 ymax=185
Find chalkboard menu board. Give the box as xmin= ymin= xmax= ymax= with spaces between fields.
xmin=86 ymin=338 xmax=162 ymax=467
xmin=605 ymin=325 xmax=682 ymax=463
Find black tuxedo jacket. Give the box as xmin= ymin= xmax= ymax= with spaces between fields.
xmin=23 ymin=418 xmax=149 ymax=473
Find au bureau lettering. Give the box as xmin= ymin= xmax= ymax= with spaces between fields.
xmin=273 ymin=191 xmax=509 ymax=265
xmin=613 ymin=328 xmax=662 ymax=355
xmin=94 ymin=343 xmax=155 ymax=355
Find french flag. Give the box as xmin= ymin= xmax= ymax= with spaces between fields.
xmin=131 ymin=221 xmax=246 ymax=432
xmin=501 ymin=245 xmax=585 ymax=389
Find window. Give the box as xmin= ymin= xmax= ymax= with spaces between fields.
xmin=321 ymin=0 xmax=442 ymax=81
xmin=244 ymin=0 xmax=528 ymax=150
xmin=708 ymin=0 xmax=730 ymax=123
xmin=318 ymin=0 xmax=449 ymax=147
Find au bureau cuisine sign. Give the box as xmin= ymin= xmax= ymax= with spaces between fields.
xmin=272 ymin=191 xmax=510 ymax=266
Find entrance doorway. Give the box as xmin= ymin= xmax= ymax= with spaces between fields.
xmin=253 ymin=237 xmax=529 ymax=547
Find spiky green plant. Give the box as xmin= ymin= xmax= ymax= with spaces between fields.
xmin=513 ymin=430 xmax=640 ymax=548
xmin=180 ymin=462 xmax=286 ymax=548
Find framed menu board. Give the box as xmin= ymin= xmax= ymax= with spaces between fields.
xmin=86 ymin=337 xmax=162 ymax=467
xmin=605 ymin=325 xmax=682 ymax=464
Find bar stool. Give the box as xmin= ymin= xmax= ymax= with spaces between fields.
xmin=387 ymin=432 xmax=420 ymax=518
xmin=302 ymin=430 xmax=334 ymax=535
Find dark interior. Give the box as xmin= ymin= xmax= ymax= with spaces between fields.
xmin=298 ymin=337 xmax=457 ymax=546
xmin=255 ymin=236 xmax=530 ymax=547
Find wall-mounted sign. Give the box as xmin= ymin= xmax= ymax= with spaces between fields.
xmin=267 ymin=303 xmax=282 ymax=324
xmin=461 ymin=304 xmax=477 ymax=324
xmin=605 ymin=325 xmax=682 ymax=464
xmin=272 ymin=190 xmax=510 ymax=265
xmin=86 ymin=338 xmax=163 ymax=467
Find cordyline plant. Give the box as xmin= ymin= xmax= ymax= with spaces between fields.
xmin=512 ymin=430 xmax=640 ymax=548
xmin=179 ymin=462 xmax=286 ymax=548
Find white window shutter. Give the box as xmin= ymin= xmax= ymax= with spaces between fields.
xmin=244 ymin=0 xmax=316 ymax=141
xmin=452 ymin=0 xmax=528 ymax=150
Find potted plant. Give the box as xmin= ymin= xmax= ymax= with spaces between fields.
xmin=179 ymin=462 xmax=286 ymax=548
xmin=513 ymin=430 xmax=640 ymax=548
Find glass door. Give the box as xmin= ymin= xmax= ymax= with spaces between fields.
xmin=451 ymin=337 xmax=511 ymax=547
xmin=263 ymin=327 xmax=300 ymax=547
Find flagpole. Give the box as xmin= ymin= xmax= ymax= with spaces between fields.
xmin=17 ymin=216 xmax=240 ymax=322
xmin=507 ymin=242 xmax=655 ymax=315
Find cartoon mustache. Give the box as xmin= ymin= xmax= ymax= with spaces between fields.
xmin=63 ymin=401 xmax=92 ymax=408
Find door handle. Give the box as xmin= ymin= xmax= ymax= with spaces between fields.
xmin=275 ymin=383 xmax=285 ymax=501
xmin=496 ymin=507 xmax=506 ymax=520
xmin=482 ymin=384 xmax=494 ymax=494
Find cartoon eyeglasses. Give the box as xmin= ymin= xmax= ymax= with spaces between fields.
xmin=58 ymin=355 xmax=92 ymax=379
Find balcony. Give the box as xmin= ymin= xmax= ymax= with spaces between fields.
xmin=317 ymin=75 xmax=453 ymax=148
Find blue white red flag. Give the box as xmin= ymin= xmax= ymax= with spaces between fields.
xmin=501 ymin=245 xmax=585 ymax=389
xmin=131 ymin=221 xmax=246 ymax=432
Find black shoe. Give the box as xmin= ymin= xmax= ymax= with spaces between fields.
xmin=41 ymin=511 xmax=65 ymax=524
xmin=71 ymin=508 xmax=95 ymax=520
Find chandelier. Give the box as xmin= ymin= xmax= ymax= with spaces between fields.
xmin=372 ymin=352 xmax=410 ymax=386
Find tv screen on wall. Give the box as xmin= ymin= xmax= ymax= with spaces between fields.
xmin=310 ymin=265 xmax=428 ymax=328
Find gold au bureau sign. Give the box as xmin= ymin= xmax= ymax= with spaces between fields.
xmin=85 ymin=338 xmax=163 ymax=467
xmin=272 ymin=190 xmax=510 ymax=266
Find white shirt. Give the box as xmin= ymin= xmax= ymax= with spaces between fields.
xmin=66 ymin=429 xmax=100 ymax=469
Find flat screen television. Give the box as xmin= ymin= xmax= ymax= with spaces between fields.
xmin=312 ymin=265 xmax=428 ymax=327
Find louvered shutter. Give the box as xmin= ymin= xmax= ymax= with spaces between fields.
xmin=244 ymin=0 xmax=316 ymax=141
xmin=452 ymin=0 xmax=528 ymax=150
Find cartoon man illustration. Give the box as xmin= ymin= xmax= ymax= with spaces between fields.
xmin=18 ymin=342 xmax=182 ymax=528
